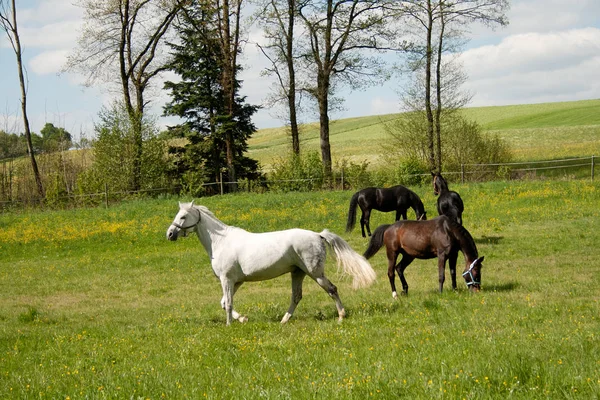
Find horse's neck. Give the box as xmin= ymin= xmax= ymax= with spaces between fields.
xmin=451 ymin=224 xmax=478 ymax=262
xmin=436 ymin=177 xmax=449 ymax=193
xmin=194 ymin=207 xmax=230 ymax=259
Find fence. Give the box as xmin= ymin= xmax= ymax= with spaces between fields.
xmin=1 ymin=155 xmax=597 ymax=211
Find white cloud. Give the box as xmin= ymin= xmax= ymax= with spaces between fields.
xmin=369 ymin=97 xmax=400 ymax=116
xmin=460 ymin=28 xmax=600 ymax=106
xmin=18 ymin=0 xmax=83 ymax=24
xmin=29 ymin=49 xmax=69 ymax=75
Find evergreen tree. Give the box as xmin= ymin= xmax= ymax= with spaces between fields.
xmin=163 ymin=2 xmax=261 ymax=194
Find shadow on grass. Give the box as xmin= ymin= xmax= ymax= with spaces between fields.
xmin=475 ymin=235 xmax=504 ymax=245
xmin=485 ymin=281 xmax=519 ymax=292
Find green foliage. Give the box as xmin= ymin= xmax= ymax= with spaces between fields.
xmin=396 ymin=157 xmax=430 ymax=185
xmin=77 ymin=102 xmax=170 ymax=197
xmin=382 ymin=111 xmax=512 ymax=179
xmin=269 ymin=151 xmax=324 ymax=191
xmin=163 ymin=1 xmax=261 ymax=193
xmin=0 ymin=130 xmax=26 ymax=159
xmin=335 ymin=158 xmax=371 ymax=189
xmin=442 ymin=114 xmax=513 ymax=179
xmin=40 ymin=123 xmax=72 ymax=152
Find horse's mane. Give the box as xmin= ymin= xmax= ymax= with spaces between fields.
xmin=192 ymin=205 xmax=230 ymax=231
xmin=446 ymin=218 xmax=478 ymax=260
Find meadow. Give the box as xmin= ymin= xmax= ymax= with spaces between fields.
xmin=1 ymin=179 xmax=599 ymax=399
xmin=248 ymin=99 xmax=600 ymax=168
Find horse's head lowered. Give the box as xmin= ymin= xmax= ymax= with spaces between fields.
xmin=167 ymin=201 xmax=201 ymax=241
xmin=463 ymin=256 xmax=484 ymax=292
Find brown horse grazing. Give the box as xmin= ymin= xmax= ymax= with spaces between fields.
xmin=363 ymin=216 xmax=483 ymax=297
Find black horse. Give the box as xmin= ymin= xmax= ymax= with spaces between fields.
xmin=432 ymin=172 xmax=464 ymax=225
xmin=346 ymin=185 xmax=427 ymax=238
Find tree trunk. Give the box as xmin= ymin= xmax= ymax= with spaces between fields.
xmin=317 ymin=72 xmax=332 ymax=184
xmin=286 ymin=0 xmax=300 ymax=155
xmin=434 ymin=4 xmax=445 ymax=173
xmin=425 ymin=0 xmax=435 ymax=173
xmin=220 ymin=0 xmax=237 ymax=191
xmin=5 ymin=0 xmax=44 ymax=198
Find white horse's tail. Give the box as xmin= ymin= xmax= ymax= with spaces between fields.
xmin=320 ymin=229 xmax=376 ymax=289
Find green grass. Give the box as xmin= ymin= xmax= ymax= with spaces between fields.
xmin=1 ymin=180 xmax=599 ymax=398
xmin=248 ymin=99 xmax=600 ymax=168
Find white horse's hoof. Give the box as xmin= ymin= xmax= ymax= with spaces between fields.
xmin=392 ymin=291 xmax=398 ymax=299
xmin=239 ymin=316 xmax=248 ymax=323
xmin=280 ymin=312 xmax=292 ymax=324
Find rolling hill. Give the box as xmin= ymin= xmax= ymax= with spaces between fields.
xmin=248 ymin=99 xmax=600 ymax=169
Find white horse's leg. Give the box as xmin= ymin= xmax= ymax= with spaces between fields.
xmin=281 ymin=269 xmax=306 ymax=324
xmin=220 ymin=282 xmax=247 ymax=324
xmin=220 ymin=279 xmax=236 ymax=326
xmin=315 ymin=275 xmax=346 ymax=322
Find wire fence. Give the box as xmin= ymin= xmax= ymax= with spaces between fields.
xmin=0 ymin=155 xmax=597 ymax=211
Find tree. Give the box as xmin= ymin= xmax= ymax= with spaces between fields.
xmin=77 ymin=101 xmax=169 ymax=195
xmin=402 ymin=0 xmax=509 ymax=172
xmin=163 ymin=1 xmax=260 ymax=194
xmin=254 ymin=0 xmax=302 ymax=154
xmin=0 ymin=0 xmax=44 ymax=197
xmin=40 ymin=123 xmax=73 ymax=152
xmin=66 ymin=0 xmax=181 ymax=191
xmin=296 ymin=0 xmax=405 ymax=181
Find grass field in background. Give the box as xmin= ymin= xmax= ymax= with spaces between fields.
xmin=248 ymin=99 xmax=600 ymax=169
xmin=1 ymin=180 xmax=599 ymax=398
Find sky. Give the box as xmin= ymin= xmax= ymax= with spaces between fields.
xmin=1 ymin=0 xmax=599 ymax=142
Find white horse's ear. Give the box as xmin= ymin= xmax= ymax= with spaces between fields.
xmin=191 ymin=199 xmax=195 ymax=206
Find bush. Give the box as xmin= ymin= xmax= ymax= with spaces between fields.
xmin=77 ymin=102 xmax=171 ymax=198
xmin=268 ymin=151 xmax=323 ymax=191
xmin=334 ymin=158 xmax=371 ymax=190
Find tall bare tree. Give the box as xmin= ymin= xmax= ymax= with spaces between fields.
xmin=255 ymin=0 xmax=301 ymax=154
xmin=402 ymin=0 xmax=509 ymax=172
xmin=66 ymin=0 xmax=181 ymax=191
xmin=297 ymin=0 xmax=405 ymax=181
xmin=0 ymin=0 xmax=44 ymax=197
xmin=215 ymin=0 xmax=245 ymax=189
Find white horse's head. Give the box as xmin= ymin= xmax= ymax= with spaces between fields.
xmin=166 ymin=201 xmax=201 ymax=241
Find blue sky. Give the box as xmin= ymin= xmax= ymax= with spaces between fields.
xmin=1 ymin=0 xmax=599 ymax=142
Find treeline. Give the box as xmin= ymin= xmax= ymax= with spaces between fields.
xmin=0 ymin=123 xmax=79 ymax=159
xmin=1 ymin=0 xmax=513 ymax=209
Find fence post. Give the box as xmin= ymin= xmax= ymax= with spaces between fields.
xmin=341 ymin=167 xmax=345 ymax=190
xmin=461 ymin=164 xmax=465 ymax=184
xmin=592 ymin=155 xmax=595 ymax=182
xmin=220 ymin=171 xmax=224 ymax=195
xmin=104 ymin=183 xmax=109 ymax=209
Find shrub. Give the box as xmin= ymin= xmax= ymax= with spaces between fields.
xmin=269 ymin=151 xmax=324 ymax=191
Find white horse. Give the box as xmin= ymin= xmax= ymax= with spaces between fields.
xmin=166 ymin=202 xmax=376 ymax=325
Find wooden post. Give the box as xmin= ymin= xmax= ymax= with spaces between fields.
xmin=220 ymin=171 xmax=224 ymax=195
xmin=104 ymin=183 xmax=109 ymax=209
xmin=461 ymin=164 xmax=465 ymax=184
xmin=341 ymin=167 xmax=345 ymax=190
xmin=592 ymin=155 xmax=595 ymax=181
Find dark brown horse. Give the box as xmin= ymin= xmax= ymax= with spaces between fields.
xmin=363 ymin=216 xmax=483 ymax=297
xmin=346 ymin=185 xmax=427 ymax=238
xmin=432 ymin=172 xmax=464 ymax=225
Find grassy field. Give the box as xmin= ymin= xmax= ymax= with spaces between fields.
xmin=248 ymin=99 xmax=600 ymax=169
xmin=1 ymin=180 xmax=599 ymax=398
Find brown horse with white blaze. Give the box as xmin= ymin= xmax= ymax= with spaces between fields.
xmin=363 ymin=216 xmax=483 ymax=297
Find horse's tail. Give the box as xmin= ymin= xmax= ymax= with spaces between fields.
xmin=319 ymin=230 xmax=376 ymax=289
xmin=345 ymin=192 xmax=360 ymax=232
xmin=363 ymin=224 xmax=391 ymax=260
